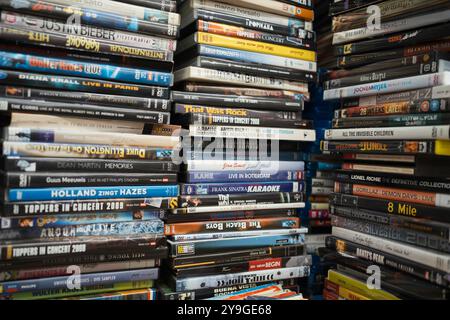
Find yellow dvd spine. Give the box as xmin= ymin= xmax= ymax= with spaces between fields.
xmin=327 ymin=270 xmax=401 ymax=300
xmin=196 ymin=32 xmax=317 ymax=62
xmin=336 ymin=283 xmax=370 ymax=300
xmin=435 ymin=140 xmax=450 ymax=156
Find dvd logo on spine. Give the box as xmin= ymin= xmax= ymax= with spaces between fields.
xmin=366 ymin=5 xmax=381 ymax=31
xmin=66 ymin=265 xmax=81 ymax=290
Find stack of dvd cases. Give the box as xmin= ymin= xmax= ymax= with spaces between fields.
xmin=0 ymin=0 xmax=180 ymax=300
xmin=319 ymin=0 xmax=450 ymax=300
xmin=157 ymin=0 xmax=318 ymax=300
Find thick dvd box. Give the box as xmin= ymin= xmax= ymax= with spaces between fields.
xmin=1 ymin=11 xmax=177 ymax=51
xmin=174 ymin=66 xmax=309 ymax=92
xmin=0 ymin=220 xmax=164 ymax=241
xmin=3 ymin=172 xmax=178 ymax=188
xmin=168 ymin=233 xmax=306 ymax=257
xmin=7 ymin=185 xmax=179 ymax=202
xmin=4 ymin=157 xmax=179 ymax=173
xmin=171 ymin=266 xmax=310 ymax=291
xmin=0 ymin=0 xmax=179 ymax=38
xmin=164 ymin=217 xmax=300 ymax=235
xmin=0 ymin=50 xmax=173 ymax=86
xmin=1 ymin=197 xmax=178 ymax=217
xmin=0 ymin=70 xmax=170 ymax=99
xmin=180 ymin=181 xmax=304 ymax=195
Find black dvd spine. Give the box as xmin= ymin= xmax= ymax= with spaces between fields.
xmin=324 ymin=60 xmax=440 ymax=90
xmin=187 ymin=56 xmax=316 ymax=82
xmin=171 ymin=95 xmax=301 ymax=112
xmin=0 ymin=25 xmax=173 ymax=62
xmin=4 ymin=172 xmax=178 ymax=188
xmin=329 ymin=192 xmax=450 ymax=223
xmin=0 ymin=85 xmax=171 ymax=112
xmin=0 ymin=0 xmax=179 ymax=38
xmin=1 ymin=98 xmax=170 ymax=123
xmin=330 ymin=214 xmax=450 ymax=253
xmin=332 ymin=113 xmax=450 ymax=128
xmin=0 ymin=248 xmax=168 ymax=271
xmin=329 ymin=0 xmax=383 ymax=16
xmin=178 ymin=192 xmax=305 ymax=208
xmin=336 ymin=48 xmax=407 ymax=69
xmin=326 ymin=236 xmax=450 ymax=289
xmin=0 ymin=70 xmax=170 ymax=99
xmin=334 ymin=171 xmax=450 ymax=194
xmin=4 ymin=157 xmax=179 ymax=173
xmin=0 ymin=235 xmax=167 ymax=262
xmin=194 ymin=9 xmax=302 ymax=38
xmin=330 ymin=205 xmax=450 ymax=240
xmin=334 ymin=22 xmax=450 ymax=56
xmin=321 ymin=140 xmax=435 ymax=154
xmin=1 ymin=197 xmax=177 ymax=217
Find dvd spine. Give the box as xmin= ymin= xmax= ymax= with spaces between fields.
xmin=185 ymin=160 xmax=305 ymax=172
xmin=1 ymin=197 xmax=177 ymax=217
xmin=165 ymin=217 xmax=300 ymax=235
xmin=118 ymin=0 xmax=177 ymax=12
xmin=183 ymin=170 xmax=304 ymax=183
xmin=330 ymin=193 xmax=450 ymax=223
xmin=324 ymin=72 xmax=450 ymax=100
xmin=0 ymin=221 xmax=164 ymax=241
xmin=168 ymin=233 xmax=305 ymax=257
xmin=171 ymin=204 xmax=302 ymax=216
xmin=180 ymin=181 xmax=304 ymax=195
xmin=326 ymin=236 xmax=450 ymax=289
xmin=197 ymin=20 xmax=315 ymax=49
xmin=333 ymin=113 xmax=450 ymax=128
xmin=180 ymin=55 xmax=316 ymax=83
xmin=0 ymin=49 xmax=173 ymax=85
xmin=334 ymin=182 xmax=450 ymax=208
xmin=186 ymin=113 xmax=309 ymax=127
xmin=0 ymin=11 xmax=177 ymax=51
xmin=4 ymin=172 xmax=178 ymax=188
xmin=189 ymin=124 xmax=316 ymax=141
xmin=325 ymin=125 xmax=450 ymax=141
xmin=0 ymin=70 xmax=170 ymax=99
xmin=5 ymin=157 xmax=179 ymax=173
xmin=0 ymin=235 xmax=166 ymax=262
xmin=174 ymin=266 xmax=309 ymax=291
xmin=321 ymin=140 xmax=435 ymax=155
xmin=7 ymin=185 xmax=179 ymax=202
xmin=2 ymin=142 xmax=174 ymax=160
xmin=331 ymin=214 xmax=450 ymax=254
xmin=1 ymin=99 xmax=171 ymax=123
xmin=197 ymin=44 xmax=317 ymax=72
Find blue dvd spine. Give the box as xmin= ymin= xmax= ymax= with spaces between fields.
xmin=168 ymin=233 xmax=306 ymax=257
xmin=0 ymin=268 xmax=159 ymax=295
xmin=0 ymin=51 xmax=173 ymax=87
xmin=1 ymin=210 xmax=164 ymax=229
xmin=0 ymin=220 xmax=164 ymax=240
xmin=180 ymin=181 xmax=305 ymax=195
xmin=184 ymin=171 xmax=305 ymax=183
xmin=8 ymin=185 xmax=179 ymax=201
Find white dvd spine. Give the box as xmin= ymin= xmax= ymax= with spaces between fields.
xmin=332 ymin=10 xmax=450 ymax=44
xmin=5 ymin=127 xmax=180 ymax=148
xmin=325 ymin=125 xmax=450 ymax=141
xmin=185 ymin=160 xmax=305 ymax=172
xmin=174 ymin=67 xmax=309 ymax=92
xmin=185 ymin=0 xmax=312 ymax=30
xmin=47 ymin=0 xmax=181 ymax=25
xmin=332 ymin=227 xmax=450 ymax=273
xmin=342 ymin=163 xmax=414 ymax=175
xmin=188 ymin=124 xmax=316 ymax=141
xmin=310 ymin=203 xmax=329 ymax=210
xmin=175 ymin=266 xmax=310 ymax=291
xmin=172 ymin=202 xmax=306 ymax=214
xmin=9 ymin=114 xmax=146 ymax=135
xmin=171 ymin=228 xmax=308 ymax=241
xmin=324 ymin=72 xmax=450 ymax=100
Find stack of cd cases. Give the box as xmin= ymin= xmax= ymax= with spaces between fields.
xmin=318 ymin=0 xmax=450 ymax=300
xmin=0 ymin=0 xmax=180 ymax=300
xmin=157 ymin=0 xmax=317 ymax=300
